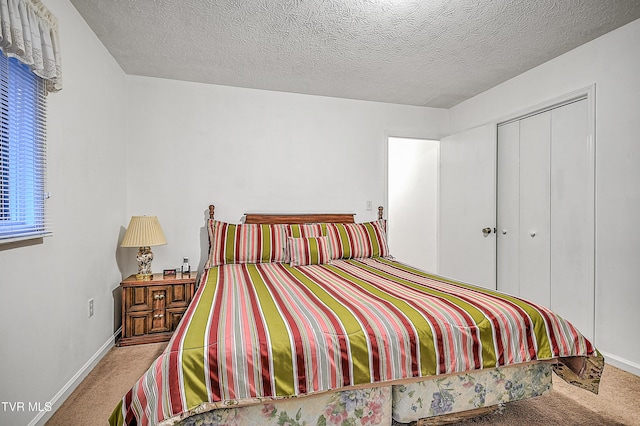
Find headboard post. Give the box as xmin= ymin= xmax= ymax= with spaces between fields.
xmin=209 ymin=205 xmax=215 ymax=220
xmin=378 ymin=206 xmax=384 ymax=220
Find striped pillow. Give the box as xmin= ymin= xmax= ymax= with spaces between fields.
xmin=326 ymin=220 xmax=389 ymax=260
xmin=206 ymin=220 xmax=288 ymax=267
xmin=288 ymin=223 xmax=327 ymax=238
xmin=288 ymin=236 xmax=331 ymax=266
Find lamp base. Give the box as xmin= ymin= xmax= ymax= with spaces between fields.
xmin=136 ymin=247 xmax=155 ymax=280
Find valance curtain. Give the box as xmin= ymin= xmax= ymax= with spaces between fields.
xmin=0 ymin=0 xmax=61 ymax=92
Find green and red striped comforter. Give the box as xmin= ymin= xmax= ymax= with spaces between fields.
xmin=110 ymin=258 xmax=601 ymax=426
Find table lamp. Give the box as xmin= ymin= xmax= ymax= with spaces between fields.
xmin=121 ymin=216 xmax=167 ymax=280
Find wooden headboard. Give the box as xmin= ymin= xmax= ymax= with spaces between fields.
xmin=208 ymin=205 xmax=383 ymax=224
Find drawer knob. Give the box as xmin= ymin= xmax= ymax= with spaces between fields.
xmin=154 ymin=314 xmax=164 ymax=318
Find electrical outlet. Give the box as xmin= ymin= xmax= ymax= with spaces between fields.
xmin=366 ymin=201 xmax=372 ymax=211
xmin=88 ymin=298 xmax=94 ymax=317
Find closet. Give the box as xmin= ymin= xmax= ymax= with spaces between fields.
xmin=497 ymin=97 xmax=594 ymax=341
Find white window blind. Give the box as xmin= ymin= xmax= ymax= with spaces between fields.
xmin=0 ymin=52 xmax=50 ymax=243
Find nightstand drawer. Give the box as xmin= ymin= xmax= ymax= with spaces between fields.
xmin=125 ymin=312 xmax=152 ymax=337
xmin=149 ymin=309 xmax=170 ymax=333
xmin=125 ymin=286 xmax=151 ymax=311
xmin=167 ymin=283 xmax=191 ymax=307
xmin=166 ymin=308 xmax=187 ymax=330
xmin=124 ymin=310 xmax=170 ymax=338
xmin=124 ymin=285 xmax=169 ymax=312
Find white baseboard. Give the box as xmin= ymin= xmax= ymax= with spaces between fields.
xmin=600 ymin=350 xmax=640 ymax=377
xmin=28 ymin=327 xmax=122 ymax=426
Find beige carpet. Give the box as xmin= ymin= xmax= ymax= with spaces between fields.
xmin=47 ymin=343 xmax=640 ymax=425
xmin=46 ymin=342 xmax=167 ymax=426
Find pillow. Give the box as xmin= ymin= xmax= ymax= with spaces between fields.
xmin=288 ymin=223 xmax=327 ymax=238
xmin=325 ymin=220 xmax=389 ymax=260
xmin=288 ymin=236 xmax=331 ymax=266
xmin=206 ymin=220 xmax=288 ymax=267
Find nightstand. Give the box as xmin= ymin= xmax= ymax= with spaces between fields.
xmin=118 ymin=272 xmax=197 ymax=346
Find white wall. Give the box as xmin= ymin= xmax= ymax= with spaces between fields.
xmin=0 ymin=1 xmax=128 ymax=425
xmin=124 ymin=77 xmax=449 ymax=274
xmin=449 ymin=18 xmax=640 ymax=375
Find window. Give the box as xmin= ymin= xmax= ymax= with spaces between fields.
xmin=0 ymin=51 xmax=50 ymax=243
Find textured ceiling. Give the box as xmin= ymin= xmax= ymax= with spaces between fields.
xmin=69 ymin=0 xmax=640 ymax=108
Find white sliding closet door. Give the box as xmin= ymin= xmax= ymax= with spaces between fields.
xmin=519 ymin=112 xmax=552 ymax=307
xmin=496 ymin=122 xmax=520 ymax=297
xmin=497 ymin=97 xmax=593 ymax=341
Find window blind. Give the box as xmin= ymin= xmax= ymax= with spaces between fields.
xmin=0 ymin=52 xmax=50 ymax=243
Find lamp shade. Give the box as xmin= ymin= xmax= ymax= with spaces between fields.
xmin=121 ymin=216 xmax=167 ymax=247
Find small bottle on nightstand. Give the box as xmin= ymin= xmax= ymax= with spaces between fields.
xmin=182 ymin=257 xmax=190 ymax=274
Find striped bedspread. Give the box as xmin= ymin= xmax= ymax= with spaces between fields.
xmin=110 ymin=258 xmax=601 ymax=426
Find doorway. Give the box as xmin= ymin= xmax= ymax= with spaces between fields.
xmin=387 ymin=137 xmax=439 ymax=272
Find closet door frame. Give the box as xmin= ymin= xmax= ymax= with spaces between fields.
xmin=496 ymin=84 xmax=596 ymax=343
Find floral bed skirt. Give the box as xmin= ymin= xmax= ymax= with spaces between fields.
xmin=173 ymin=387 xmax=391 ymax=426
xmin=392 ymin=362 xmax=553 ymax=422
xmin=171 ymin=363 xmax=552 ymax=426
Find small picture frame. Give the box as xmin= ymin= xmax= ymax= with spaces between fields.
xmin=163 ymin=268 xmax=177 ymax=276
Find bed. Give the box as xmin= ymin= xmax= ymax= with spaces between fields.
xmin=109 ymin=204 xmax=603 ymax=426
